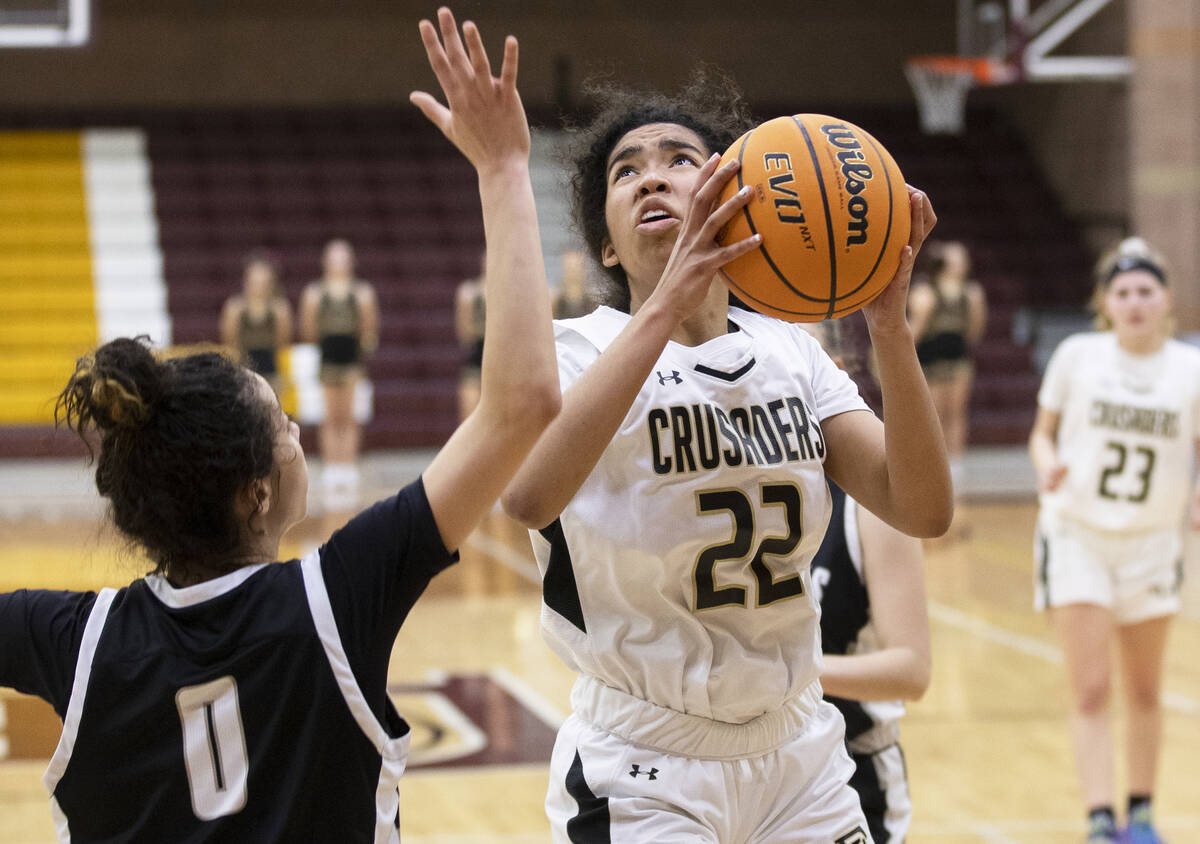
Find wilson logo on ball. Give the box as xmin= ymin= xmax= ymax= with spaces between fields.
xmin=717 ymin=113 xmax=909 ymax=322
xmin=821 ymin=123 xmax=874 ymax=248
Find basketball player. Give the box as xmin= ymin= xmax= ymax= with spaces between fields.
xmin=1029 ymin=237 xmax=1199 ymax=844
xmin=502 ymin=79 xmax=952 ymax=842
xmin=299 ymin=237 xmax=379 ymax=509
xmin=454 ymin=251 xmax=486 ymax=421
xmin=0 ymin=10 xmax=558 ymax=841
xmin=219 ymin=250 xmax=292 ymax=396
xmin=908 ymin=240 xmax=986 ymax=506
xmin=807 ymin=321 xmax=930 ymax=844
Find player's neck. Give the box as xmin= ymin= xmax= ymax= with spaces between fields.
xmin=1115 ymin=330 xmax=1166 ymax=356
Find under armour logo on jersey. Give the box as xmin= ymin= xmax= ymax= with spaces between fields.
xmin=835 ymin=827 xmax=868 ymax=844
xmin=656 ymin=370 xmax=683 ymax=385
xmin=628 ymin=764 xmax=658 ymax=780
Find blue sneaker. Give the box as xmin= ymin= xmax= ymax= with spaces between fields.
xmin=1120 ymin=806 xmax=1165 ymax=844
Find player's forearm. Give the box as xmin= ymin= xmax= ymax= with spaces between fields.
xmin=821 ymin=648 xmax=931 ymax=702
xmin=474 ymin=161 xmax=559 ymax=428
xmin=503 ymin=300 xmax=678 ymax=529
xmin=1028 ymin=428 xmax=1058 ymax=478
xmin=871 ymin=326 xmax=953 ymax=536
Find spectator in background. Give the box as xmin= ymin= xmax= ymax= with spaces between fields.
xmin=1029 ymin=237 xmax=1199 ymax=844
xmin=454 ymin=252 xmax=486 ymax=421
xmin=219 ymin=250 xmax=292 ymax=396
xmin=299 ymin=238 xmax=379 ymax=510
xmin=551 ymin=249 xmax=593 ymax=320
xmin=908 ymin=240 xmax=987 ymax=509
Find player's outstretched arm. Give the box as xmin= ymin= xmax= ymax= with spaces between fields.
xmin=820 ymin=503 xmax=931 ymax=702
xmin=501 ymin=157 xmax=758 ymax=530
xmin=412 ymin=8 xmax=559 ymax=551
xmin=823 ymin=187 xmax=953 ymax=538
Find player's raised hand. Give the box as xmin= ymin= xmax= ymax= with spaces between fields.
xmin=862 ymin=186 xmax=938 ymax=337
xmin=651 ymin=154 xmax=759 ymax=322
xmin=409 ymin=7 xmax=528 ymax=173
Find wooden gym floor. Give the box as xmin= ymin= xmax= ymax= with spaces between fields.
xmin=1 ymin=452 xmax=1198 ymax=843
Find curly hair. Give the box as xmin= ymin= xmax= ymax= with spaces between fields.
xmin=56 ymin=336 xmax=277 ymax=583
xmin=567 ymin=69 xmax=755 ymax=311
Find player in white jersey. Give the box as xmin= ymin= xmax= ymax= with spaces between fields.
xmin=502 ymin=78 xmax=952 ymax=843
xmin=0 ymin=12 xmax=561 ymax=841
xmin=1029 ymin=237 xmax=1200 ymax=844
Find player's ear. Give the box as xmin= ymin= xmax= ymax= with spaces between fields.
xmin=600 ymin=237 xmax=620 ymax=269
xmin=242 ymin=477 xmax=272 ymax=534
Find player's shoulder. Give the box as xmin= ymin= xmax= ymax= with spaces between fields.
xmin=1051 ymin=331 xmax=1109 ymax=360
xmin=1165 ymin=337 xmax=1200 ymax=364
xmin=553 ymin=305 xmax=627 ymax=351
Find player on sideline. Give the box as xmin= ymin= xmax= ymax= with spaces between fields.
xmin=502 ymin=79 xmax=951 ymax=843
xmin=1029 ymin=237 xmax=1199 ymax=844
xmin=806 ymin=321 xmax=931 ymax=844
xmin=0 ymin=10 xmax=558 ymax=842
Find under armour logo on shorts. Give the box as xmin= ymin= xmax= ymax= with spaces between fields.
xmin=835 ymin=827 xmax=868 ymax=844
xmin=656 ymin=370 xmax=683 ymax=385
xmin=628 ymin=764 xmax=658 ymax=780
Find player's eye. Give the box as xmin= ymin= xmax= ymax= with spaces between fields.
xmin=613 ymin=164 xmax=636 ymax=182
xmin=671 ymin=153 xmax=696 ymax=167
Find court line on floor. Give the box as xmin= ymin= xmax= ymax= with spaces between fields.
xmin=928 ymin=600 xmax=1200 ymax=715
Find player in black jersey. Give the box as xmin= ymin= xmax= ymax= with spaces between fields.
xmin=0 ymin=10 xmax=558 ymax=842
xmin=808 ymin=321 xmax=931 ymax=844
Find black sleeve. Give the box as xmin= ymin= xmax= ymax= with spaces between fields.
xmin=318 ymin=477 xmax=459 ymax=706
xmin=0 ymin=589 xmax=98 ymax=717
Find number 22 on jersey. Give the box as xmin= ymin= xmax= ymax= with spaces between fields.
xmin=176 ymin=676 xmax=249 ymax=821
xmin=693 ymin=482 xmax=806 ymax=610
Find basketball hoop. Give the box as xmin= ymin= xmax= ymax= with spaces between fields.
xmin=905 ymin=55 xmax=1015 ymax=135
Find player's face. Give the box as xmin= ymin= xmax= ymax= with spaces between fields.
xmin=253 ymin=374 xmax=308 ymax=531
xmin=600 ymin=123 xmax=710 ymax=299
xmin=323 ymin=241 xmax=355 ymax=279
xmin=1102 ymin=269 xmax=1171 ymax=343
xmin=244 ymin=262 xmax=275 ymax=301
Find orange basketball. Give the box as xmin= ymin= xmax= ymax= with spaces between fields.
xmin=717 ymin=114 xmax=910 ymax=322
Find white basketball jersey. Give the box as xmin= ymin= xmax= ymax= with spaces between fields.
xmin=1038 ymin=332 xmax=1200 ymax=532
xmin=530 ymin=306 xmax=870 ymax=724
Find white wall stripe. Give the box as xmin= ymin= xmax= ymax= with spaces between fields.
xmin=82 ymin=129 xmax=171 ymax=346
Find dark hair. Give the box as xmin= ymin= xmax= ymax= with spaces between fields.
xmin=56 ymin=337 xmax=277 ymax=583
xmin=568 ymin=69 xmax=755 ymax=311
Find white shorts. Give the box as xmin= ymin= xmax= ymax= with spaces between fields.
xmin=546 ymin=677 xmax=872 ymax=843
xmin=1034 ymin=510 xmax=1183 ymax=625
xmin=848 ymin=744 xmax=911 ymax=844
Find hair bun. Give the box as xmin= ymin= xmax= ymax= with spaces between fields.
xmin=58 ymin=336 xmax=164 ymax=435
xmin=88 ymin=374 xmax=149 ymax=428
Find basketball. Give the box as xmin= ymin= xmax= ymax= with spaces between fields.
xmin=717 ymin=114 xmax=910 ymax=322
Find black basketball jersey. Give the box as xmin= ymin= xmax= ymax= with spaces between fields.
xmin=810 ymin=480 xmax=904 ymax=751
xmin=0 ymin=479 xmax=456 ymax=843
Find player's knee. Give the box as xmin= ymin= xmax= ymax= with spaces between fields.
xmin=1074 ymin=678 xmax=1111 ymax=715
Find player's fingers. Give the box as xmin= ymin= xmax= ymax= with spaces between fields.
xmin=437 ymin=7 xmax=472 ymax=73
xmin=499 ymin=35 xmax=519 ymax=90
xmin=461 ymin=20 xmax=493 ymax=80
xmin=905 ymin=186 xmax=936 ymax=250
xmin=409 ymin=91 xmax=452 ymax=134
xmin=714 ymin=232 xmax=763 ymax=268
xmin=417 ymin=19 xmax=454 ymax=91
xmin=685 ymin=155 xmax=736 ymax=228
xmin=700 ymin=183 xmax=753 ymax=238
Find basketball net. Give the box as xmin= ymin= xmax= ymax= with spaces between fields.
xmin=905 ymin=56 xmax=1013 ymax=135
